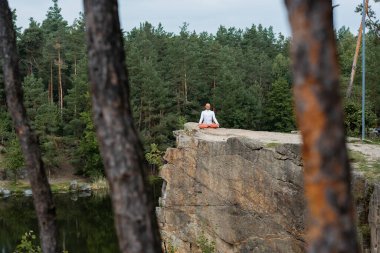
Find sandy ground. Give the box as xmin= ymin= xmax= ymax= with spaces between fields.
xmin=185 ymin=122 xmax=380 ymax=161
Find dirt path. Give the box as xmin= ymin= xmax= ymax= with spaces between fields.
xmin=185 ymin=122 xmax=380 ymax=161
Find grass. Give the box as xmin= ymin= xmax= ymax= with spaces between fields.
xmin=356 ymin=161 xmax=380 ymax=182
xmin=0 ymin=177 xmax=109 ymax=195
xmin=90 ymin=177 xmax=109 ymax=191
xmin=164 ymin=241 xmax=177 ymax=253
xmin=265 ymin=142 xmax=280 ymax=149
xmin=1 ymin=181 xmax=30 ymax=193
xmin=348 ymin=137 xmax=380 ymax=145
xmin=362 ymin=139 xmax=380 ymax=145
xmin=348 ymin=150 xmax=367 ymax=163
xmin=50 ymin=182 xmax=71 ymax=193
xmin=349 ymin=149 xmax=380 ymax=182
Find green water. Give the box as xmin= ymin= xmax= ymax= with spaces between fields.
xmin=0 ymin=193 xmax=119 ymax=253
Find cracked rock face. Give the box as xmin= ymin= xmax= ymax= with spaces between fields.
xmin=158 ymin=129 xmax=305 ymax=253
xmin=370 ymin=184 xmax=380 ymax=253
xmin=157 ymin=124 xmax=380 ymax=253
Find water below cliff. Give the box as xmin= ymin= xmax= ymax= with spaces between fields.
xmin=0 ymin=192 xmax=119 ymax=253
xmin=0 ymin=177 xmax=163 ymax=253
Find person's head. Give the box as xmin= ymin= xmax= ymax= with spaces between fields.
xmin=205 ymin=103 xmax=211 ymax=110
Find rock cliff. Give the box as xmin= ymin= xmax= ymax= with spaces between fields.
xmin=157 ymin=123 xmax=380 ymax=253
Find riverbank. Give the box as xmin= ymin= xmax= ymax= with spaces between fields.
xmin=0 ymin=174 xmax=164 ymax=197
xmin=0 ymin=177 xmax=109 ymax=196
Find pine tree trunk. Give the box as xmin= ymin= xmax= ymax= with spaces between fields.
xmin=176 ymin=87 xmax=180 ymax=113
xmin=49 ymin=60 xmax=53 ymax=104
xmin=184 ymin=71 xmax=188 ymax=103
xmin=83 ymin=1 xmax=162 ymax=252
xmin=74 ymin=55 xmax=77 ymax=76
xmin=138 ymin=99 xmax=143 ymax=131
xmin=346 ymin=0 xmax=369 ymax=98
xmin=29 ymin=59 xmax=33 ymax=75
xmin=57 ymin=45 xmax=63 ymax=115
xmin=74 ymin=56 xmax=78 ymax=117
xmin=183 ymin=53 xmax=188 ymax=103
xmin=284 ymin=0 xmax=358 ymax=252
xmin=213 ymin=79 xmax=216 ymax=106
xmin=0 ymin=2 xmax=57 ymax=252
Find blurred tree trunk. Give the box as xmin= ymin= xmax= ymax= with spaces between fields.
xmin=0 ymin=1 xmax=57 ymax=253
xmin=346 ymin=0 xmax=369 ymax=98
xmin=284 ymin=0 xmax=359 ymax=252
xmin=83 ymin=0 xmax=162 ymax=252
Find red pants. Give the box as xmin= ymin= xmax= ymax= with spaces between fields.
xmin=199 ymin=123 xmax=219 ymax=129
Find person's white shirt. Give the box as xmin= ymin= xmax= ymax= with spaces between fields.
xmin=199 ymin=110 xmax=219 ymax=125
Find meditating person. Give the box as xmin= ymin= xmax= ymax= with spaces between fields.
xmin=198 ymin=103 xmax=219 ymax=129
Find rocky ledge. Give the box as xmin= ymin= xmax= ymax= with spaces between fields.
xmin=157 ymin=123 xmax=380 ymax=253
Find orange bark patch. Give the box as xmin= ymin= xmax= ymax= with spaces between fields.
xmin=294 ymin=76 xmax=325 ymax=180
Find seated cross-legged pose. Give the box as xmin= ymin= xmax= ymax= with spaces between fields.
xmin=198 ymin=103 xmax=220 ymax=129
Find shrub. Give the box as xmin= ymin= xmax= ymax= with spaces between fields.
xmin=145 ymin=143 xmax=164 ymax=174
xmin=196 ymin=233 xmax=215 ymax=253
xmin=14 ymin=231 xmax=41 ymax=253
xmin=2 ymin=137 xmax=24 ymax=182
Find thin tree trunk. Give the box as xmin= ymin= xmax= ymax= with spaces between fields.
xmin=29 ymin=59 xmax=33 ymax=75
xmin=176 ymin=87 xmax=180 ymax=113
xmin=184 ymin=71 xmax=188 ymax=103
xmin=83 ymin=1 xmax=162 ymax=253
xmin=183 ymin=52 xmax=188 ymax=103
xmin=138 ymin=98 xmax=143 ymax=131
xmin=346 ymin=0 xmax=369 ymax=98
xmin=57 ymin=44 xmax=63 ymax=115
xmin=213 ymin=79 xmax=216 ymax=108
xmin=49 ymin=60 xmax=53 ymax=104
xmin=74 ymin=55 xmax=77 ymax=76
xmin=148 ymin=101 xmax=152 ymax=130
xmin=0 ymin=2 xmax=57 ymax=253
xmin=74 ymin=80 xmax=77 ymax=117
xmin=74 ymin=55 xmax=77 ymax=116
xmin=284 ymin=0 xmax=358 ymax=252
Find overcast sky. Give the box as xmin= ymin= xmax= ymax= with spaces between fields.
xmin=9 ymin=0 xmax=380 ymax=37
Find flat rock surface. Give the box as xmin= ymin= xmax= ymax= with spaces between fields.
xmin=184 ymin=122 xmax=380 ymax=161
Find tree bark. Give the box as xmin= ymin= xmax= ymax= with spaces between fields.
xmin=74 ymin=55 xmax=77 ymax=76
xmin=56 ymin=42 xmax=63 ymax=115
xmin=183 ymin=51 xmax=188 ymax=104
xmin=0 ymin=1 xmax=57 ymax=253
xmin=184 ymin=71 xmax=188 ymax=103
xmin=284 ymin=1 xmax=359 ymax=252
xmin=83 ymin=1 xmax=162 ymax=253
xmin=346 ymin=0 xmax=369 ymax=98
xmin=49 ymin=60 xmax=53 ymax=104
xmin=74 ymin=56 xmax=78 ymax=117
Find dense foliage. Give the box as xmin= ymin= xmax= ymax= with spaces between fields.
xmin=0 ymin=0 xmax=379 ymax=177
